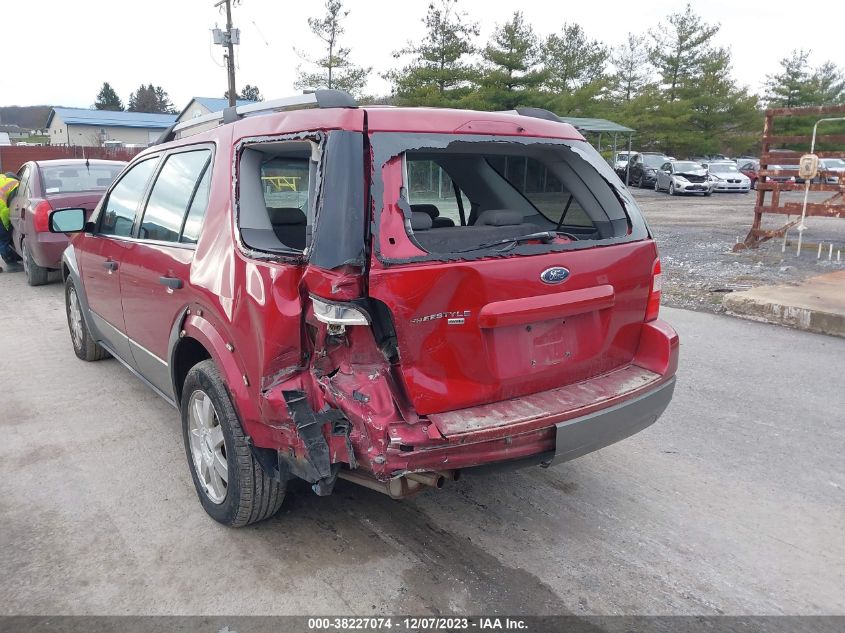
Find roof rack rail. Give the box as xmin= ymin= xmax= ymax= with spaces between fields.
xmin=154 ymin=89 xmax=357 ymax=145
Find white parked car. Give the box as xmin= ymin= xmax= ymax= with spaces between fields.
xmin=654 ymin=160 xmax=713 ymax=196
xmin=705 ymin=162 xmax=751 ymax=192
xmin=819 ymin=158 xmax=845 ymax=184
xmin=612 ymin=151 xmax=632 ymax=171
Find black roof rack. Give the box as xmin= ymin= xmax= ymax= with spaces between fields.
xmin=513 ymin=107 xmax=564 ymax=123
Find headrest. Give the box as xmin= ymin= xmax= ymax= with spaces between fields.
xmin=44 ymin=179 xmax=62 ymax=190
xmin=475 ymin=209 xmax=524 ymax=226
xmin=410 ymin=211 xmax=433 ymax=231
xmin=411 ymin=203 xmax=440 ymax=218
xmin=96 ymin=178 xmax=112 ymax=187
xmin=267 ymin=207 xmax=306 ymax=226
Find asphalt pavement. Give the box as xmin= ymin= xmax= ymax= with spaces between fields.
xmin=1 ymin=271 xmax=843 ymax=615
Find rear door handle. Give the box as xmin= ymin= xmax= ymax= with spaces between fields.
xmin=102 ymin=260 xmax=118 ymax=272
xmin=159 ymin=276 xmax=183 ymax=290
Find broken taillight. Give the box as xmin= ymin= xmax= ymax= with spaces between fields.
xmin=311 ymin=296 xmax=369 ymax=326
xmin=33 ymin=200 xmax=53 ymax=233
xmin=645 ymin=259 xmax=662 ymax=322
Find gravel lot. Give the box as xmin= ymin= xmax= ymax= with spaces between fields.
xmin=633 ymin=187 xmax=845 ymax=312
xmin=1 ymin=271 xmax=844 ymax=616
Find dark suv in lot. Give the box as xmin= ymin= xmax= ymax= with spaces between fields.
xmin=51 ymin=92 xmax=678 ymax=526
xmin=625 ymin=152 xmax=671 ymax=188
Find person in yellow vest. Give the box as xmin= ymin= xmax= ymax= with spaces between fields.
xmin=0 ymin=171 xmax=23 ymax=272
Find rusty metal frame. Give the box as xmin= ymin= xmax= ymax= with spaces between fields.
xmin=736 ymin=104 xmax=845 ymax=250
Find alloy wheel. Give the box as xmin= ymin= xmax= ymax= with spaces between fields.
xmin=22 ymin=242 xmax=30 ymax=277
xmin=187 ymin=390 xmax=228 ymax=504
xmin=68 ymin=287 xmax=84 ymax=350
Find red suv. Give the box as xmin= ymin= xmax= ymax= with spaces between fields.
xmin=50 ymin=91 xmax=679 ymax=527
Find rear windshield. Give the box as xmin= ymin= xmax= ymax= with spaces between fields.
xmin=372 ymin=134 xmax=648 ymax=262
xmin=40 ymin=164 xmax=123 ymax=194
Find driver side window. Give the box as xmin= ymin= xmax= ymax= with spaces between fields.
xmin=99 ymin=158 xmax=159 ymax=237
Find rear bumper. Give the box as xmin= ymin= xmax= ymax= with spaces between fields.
xmin=31 ymin=232 xmax=68 ymax=269
xmin=550 ymin=376 xmax=675 ymax=465
xmin=712 ymin=183 xmax=750 ymax=192
xmin=379 ymin=319 xmax=679 ymax=476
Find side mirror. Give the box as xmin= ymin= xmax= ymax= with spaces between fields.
xmin=49 ymin=208 xmax=87 ymax=233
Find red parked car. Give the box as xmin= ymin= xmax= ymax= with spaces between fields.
xmin=9 ymin=159 xmax=125 ymax=285
xmin=737 ymin=159 xmax=759 ymax=189
xmin=50 ymin=92 xmax=679 ymax=527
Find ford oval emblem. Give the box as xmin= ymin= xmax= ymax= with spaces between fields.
xmin=540 ymin=267 xmax=570 ymax=284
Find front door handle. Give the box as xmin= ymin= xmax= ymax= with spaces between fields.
xmin=159 ymin=276 xmax=183 ymax=290
xmin=102 ymin=260 xmax=118 ymax=272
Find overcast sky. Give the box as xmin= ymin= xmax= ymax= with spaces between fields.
xmin=7 ymin=0 xmax=842 ymax=111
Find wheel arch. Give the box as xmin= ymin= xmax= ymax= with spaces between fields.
xmin=169 ymin=312 xmax=261 ymax=426
xmin=171 ymin=335 xmax=212 ymax=405
xmin=61 ymin=246 xmax=99 ymax=338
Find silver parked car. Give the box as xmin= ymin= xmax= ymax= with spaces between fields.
xmin=705 ymin=161 xmax=751 ymax=192
xmin=654 ymin=160 xmax=713 ymax=196
xmin=819 ymin=158 xmax=845 ymax=184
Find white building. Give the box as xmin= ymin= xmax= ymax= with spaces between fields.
xmin=46 ymin=108 xmax=178 ymax=147
xmin=175 ymin=97 xmax=256 ymax=126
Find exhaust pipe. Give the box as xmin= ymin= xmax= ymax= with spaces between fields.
xmin=406 ymin=471 xmax=446 ymax=488
xmin=337 ymin=469 xmax=456 ymax=497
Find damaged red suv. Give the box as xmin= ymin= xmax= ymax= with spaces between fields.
xmin=51 ymin=91 xmax=678 ymax=526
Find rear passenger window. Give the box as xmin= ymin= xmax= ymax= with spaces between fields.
xmin=140 ymin=150 xmax=211 ymax=243
xmin=100 ymin=158 xmax=158 ymax=237
xmin=237 ymin=140 xmax=318 ymax=253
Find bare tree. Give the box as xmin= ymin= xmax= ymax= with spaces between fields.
xmin=294 ymin=0 xmax=371 ymax=96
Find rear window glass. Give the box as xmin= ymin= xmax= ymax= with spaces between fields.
xmin=41 ymin=164 xmax=123 ymax=194
xmin=374 ymin=136 xmax=643 ymax=260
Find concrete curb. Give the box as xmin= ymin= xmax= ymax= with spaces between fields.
xmin=723 ymin=271 xmax=845 ymax=337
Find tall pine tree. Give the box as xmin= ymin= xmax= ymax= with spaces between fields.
xmin=650 ymin=4 xmax=719 ymax=101
xmin=472 ymin=11 xmax=544 ymax=110
xmin=94 ymin=82 xmax=124 ymax=111
xmin=386 ymin=0 xmax=479 ymax=106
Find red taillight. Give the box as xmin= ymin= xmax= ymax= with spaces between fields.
xmin=645 ymin=259 xmax=662 ymax=322
xmin=33 ymin=200 xmax=53 ymax=232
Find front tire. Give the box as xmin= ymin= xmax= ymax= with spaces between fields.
xmin=22 ymin=240 xmax=49 ymax=286
xmin=669 ymin=182 xmax=676 ymax=196
xmin=181 ymin=359 xmax=285 ymax=527
xmin=65 ymin=277 xmax=109 ymax=361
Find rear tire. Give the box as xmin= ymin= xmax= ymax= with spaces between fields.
xmin=181 ymin=359 xmax=286 ymax=527
xmin=65 ymin=277 xmax=109 ymax=361
xmin=22 ymin=240 xmax=49 ymax=286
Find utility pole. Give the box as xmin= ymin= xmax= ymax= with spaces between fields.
xmin=213 ymin=0 xmax=240 ymax=106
